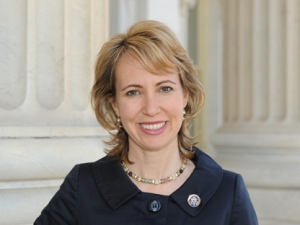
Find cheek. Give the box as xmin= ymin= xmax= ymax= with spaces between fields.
xmin=118 ymin=102 xmax=136 ymax=120
xmin=169 ymin=94 xmax=186 ymax=109
xmin=165 ymin=101 xmax=184 ymax=119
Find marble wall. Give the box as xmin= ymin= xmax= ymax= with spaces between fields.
xmin=0 ymin=0 xmax=109 ymax=224
xmin=199 ymin=0 xmax=300 ymax=224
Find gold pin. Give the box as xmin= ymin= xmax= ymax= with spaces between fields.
xmin=187 ymin=194 xmax=201 ymax=207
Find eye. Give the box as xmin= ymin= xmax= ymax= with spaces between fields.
xmin=126 ymin=90 xmax=140 ymax=96
xmin=160 ymin=86 xmax=173 ymax=92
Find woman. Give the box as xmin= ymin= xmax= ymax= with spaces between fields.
xmin=34 ymin=20 xmax=258 ymax=224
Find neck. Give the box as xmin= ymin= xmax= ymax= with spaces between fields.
xmin=126 ymin=145 xmax=183 ymax=179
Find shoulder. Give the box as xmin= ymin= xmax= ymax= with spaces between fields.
xmin=192 ymin=147 xmax=258 ymax=223
xmin=59 ymin=155 xmax=117 ymax=190
xmin=228 ymin=172 xmax=258 ymax=224
xmin=72 ymin=155 xmax=117 ymax=180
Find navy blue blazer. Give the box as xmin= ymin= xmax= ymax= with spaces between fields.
xmin=34 ymin=148 xmax=258 ymax=224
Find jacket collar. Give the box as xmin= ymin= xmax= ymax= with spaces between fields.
xmin=92 ymin=147 xmax=223 ymax=216
xmin=170 ymin=148 xmax=223 ymax=216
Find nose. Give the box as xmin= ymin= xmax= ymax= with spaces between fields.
xmin=142 ymin=93 xmax=160 ymax=116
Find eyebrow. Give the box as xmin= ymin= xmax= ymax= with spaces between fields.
xmin=156 ymin=80 xmax=177 ymax=86
xmin=120 ymin=80 xmax=177 ymax=92
xmin=121 ymin=84 xmax=142 ymax=91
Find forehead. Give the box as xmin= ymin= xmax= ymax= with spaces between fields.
xmin=115 ymin=54 xmax=177 ymax=78
xmin=115 ymin=58 xmax=180 ymax=88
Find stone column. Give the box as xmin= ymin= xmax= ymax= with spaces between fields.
xmin=205 ymin=0 xmax=300 ymax=224
xmin=0 ymin=0 xmax=109 ymax=224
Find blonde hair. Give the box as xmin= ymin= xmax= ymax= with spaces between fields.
xmin=91 ymin=20 xmax=205 ymax=162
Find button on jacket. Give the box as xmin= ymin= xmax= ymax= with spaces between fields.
xmin=34 ymin=147 xmax=258 ymax=225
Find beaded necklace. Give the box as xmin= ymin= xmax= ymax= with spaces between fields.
xmin=121 ymin=158 xmax=188 ymax=185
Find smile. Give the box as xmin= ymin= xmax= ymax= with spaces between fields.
xmin=140 ymin=122 xmax=166 ymax=130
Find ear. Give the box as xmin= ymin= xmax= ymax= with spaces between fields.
xmin=108 ymin=96 xmax=120 ymax=116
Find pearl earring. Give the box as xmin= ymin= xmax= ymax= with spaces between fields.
xmin=183 ymin=110 xmax=186 ymax=120
xmin=117 ymin=117 xmax=122 ymax=128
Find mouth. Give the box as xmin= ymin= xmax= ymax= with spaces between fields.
xmin=140 ymin=122 xmax=166 ymax=130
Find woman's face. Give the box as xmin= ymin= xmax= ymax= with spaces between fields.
xmin=110 ymin=55 xmax=188 ymax=152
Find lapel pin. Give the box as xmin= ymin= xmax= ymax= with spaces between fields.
xmin=187 ymin=194 xmax=201 ymax=207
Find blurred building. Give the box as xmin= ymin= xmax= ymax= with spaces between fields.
xmin=0 ymin=0 xmax=299 ymax=224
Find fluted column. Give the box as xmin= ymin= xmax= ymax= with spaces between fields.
xmin=0 ymin=0 xmax=109 ymax=224
xmin=208 ymin=0 xmax=300 ymax=224
xmin=269 ymin=0 xmax=286 ymax=121
xmin=286 ymin=0 xmax=300 ymax=122
xmin=0 ymin=1 xmax=27 ymax=110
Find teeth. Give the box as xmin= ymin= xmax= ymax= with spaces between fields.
xmin=141 ymin=122 xmax=165 ymax=130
